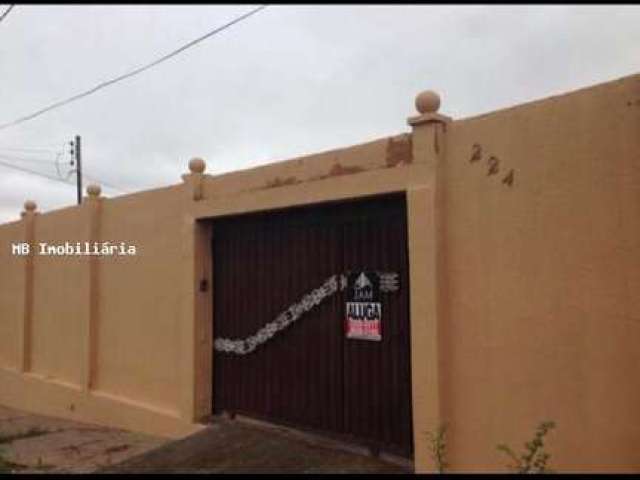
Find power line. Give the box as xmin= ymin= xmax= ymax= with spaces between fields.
xmin=0 ymin=4 xmax=14 ymax=25
xmin=0 ymin=158 xmax=74 ymax=186
xmin=0 ymin=157 xmax=127 ymax=195
xmin=0 ymin=146 xmax=60 ymax=153
xmin=0 ymin=5 xmax=268 ymax=131
xmin=0 ymin=147 xmax=133 ymax=194
xmin=0 ymin=152 xmax=58 ymax=165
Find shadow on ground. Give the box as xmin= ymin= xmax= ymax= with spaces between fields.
xmin=100 ymin=417 xmax=411 ymax=474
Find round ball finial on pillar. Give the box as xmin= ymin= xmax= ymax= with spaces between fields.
xmin=24 ymin=200 xmax=37 ymax=213
xmin=415 ymin=90 xmax=441 ymax=114
xmin=86 ymin=184 xmax=101 ymax=198
xmin=188 ymin=157 xmax=206 ymax=174
xmin=408 ymin=89 xmax=450 ymax=127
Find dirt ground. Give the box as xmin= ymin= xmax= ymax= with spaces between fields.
xmin=0 ymin=405 xmax=410 ymax=474
xmin=0 ymin=405 xmax=167 ymax=473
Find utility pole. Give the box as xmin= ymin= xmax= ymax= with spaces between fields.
xmin=74 ymin=135 xmax=82 ymax=205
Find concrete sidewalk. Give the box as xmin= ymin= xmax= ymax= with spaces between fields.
xmin=0 ymin=404 xmax=410 ymax=474
xmin=0 ymin=405 xmax=166 ymax=473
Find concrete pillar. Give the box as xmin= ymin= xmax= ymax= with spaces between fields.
xmin=19 ymin=200 xmax=37 ymax=373
xmin=181 ymin=157 xmax=206 ymax=201
xmin=82 ymin=184 xmax=103 ymax=390
xmin=406 ymin=90 xmax=451 ymax=472
xmin=180 ymin=158 xmax=213 ymax=422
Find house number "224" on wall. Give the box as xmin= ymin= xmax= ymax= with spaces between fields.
xmin=469 ymin=143 xmax=515 ymax=187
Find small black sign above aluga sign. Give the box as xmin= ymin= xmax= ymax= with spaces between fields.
xmin=345 ymin=271 xmax=382 ymax=341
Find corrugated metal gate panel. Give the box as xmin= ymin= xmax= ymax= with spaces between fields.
xmin=212 ymin=193 xmax=412 ymax=456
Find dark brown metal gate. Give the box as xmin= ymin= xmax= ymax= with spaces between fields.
xmin=212 ymin=193 xmax=413 ymax=457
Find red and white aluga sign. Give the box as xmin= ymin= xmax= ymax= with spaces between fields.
xmin=345 ymin=271 xmax=382 ymax=341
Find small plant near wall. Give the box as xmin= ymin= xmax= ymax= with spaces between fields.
xmin=497 ymin=421 xmax=556 ymax=473
xmin=425 ymin=422 xmax=449 ymax=473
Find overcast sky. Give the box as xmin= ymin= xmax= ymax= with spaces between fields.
xmin=0 ymin=4 xmax=639 ymax=223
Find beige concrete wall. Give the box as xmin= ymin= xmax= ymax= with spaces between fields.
xmin=0 ymin=220 xmax=25 ymax=370
xmin=201 ymin=133 xmax=412 ymax=198
xmin=95 ymin=187 xmax=184 ymax=414
xmin=438 ymin=74 xmax=640 ymax=472
xmin=0 ymin=186 xmax=201 ymax=438
xmin=31 ymin=207 xmax=85 ymax=385
xmin=0 ymin=365 xmax=202 ymax=438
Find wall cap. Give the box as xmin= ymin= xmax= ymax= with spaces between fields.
xmin=407 ymin=112 xmax=452 ymax=127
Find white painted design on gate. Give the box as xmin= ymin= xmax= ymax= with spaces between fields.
xmin=214 ymin=271 xmax=399 ymax=355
